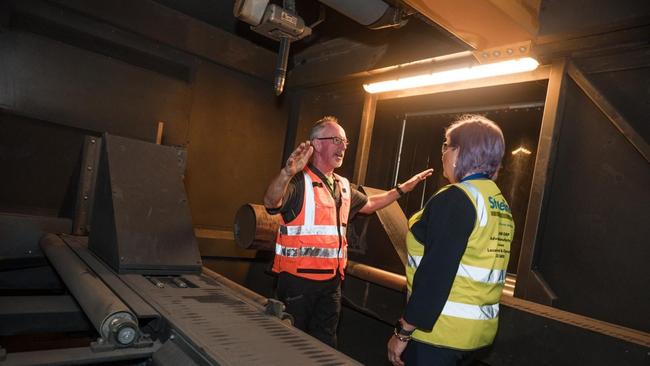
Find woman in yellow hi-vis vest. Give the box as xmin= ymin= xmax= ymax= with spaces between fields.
xmin=388 ymin=115 xmax=514 ymax=366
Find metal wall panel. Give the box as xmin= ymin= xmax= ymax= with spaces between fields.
xmin=0 ymin=31 xmax=192 ymax=145
xmin=537 ymin=78 xmax=650 ymax=331
xmin=184 ymin=63 xmax=288 ymax=232
xmin=0 ymin=113 xmax=90 ymax=214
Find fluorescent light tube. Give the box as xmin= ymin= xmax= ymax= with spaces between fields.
xmin=363 ymin=57 xmax=539 ymax=94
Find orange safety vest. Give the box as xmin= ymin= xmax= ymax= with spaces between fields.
xmin=272 ymin=167 xmax=351 ymax=280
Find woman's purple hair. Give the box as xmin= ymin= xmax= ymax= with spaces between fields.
xmin=446 ymin=114 xmax=505 ymax=181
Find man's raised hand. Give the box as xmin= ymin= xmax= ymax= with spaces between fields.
xmin=283 ymin=141 xmax=313 ymax=177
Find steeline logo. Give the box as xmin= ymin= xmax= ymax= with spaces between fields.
xmin=488 ymin=196 xmax=511 ymax=213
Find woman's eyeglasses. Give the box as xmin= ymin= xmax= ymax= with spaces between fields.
xmin=441 ymin=142 xmax=456 ymax=154
xmin=315 ymin=136 xmax=350 ymax=147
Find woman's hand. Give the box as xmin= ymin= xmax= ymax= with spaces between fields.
xmin=387 ymin=335 xmax=408 ymax=366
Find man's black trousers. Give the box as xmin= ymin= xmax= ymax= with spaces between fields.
xmin=276 ymin=272 xmax=341 ymax=348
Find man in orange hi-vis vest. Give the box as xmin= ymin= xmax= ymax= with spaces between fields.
xmin=264 ymin=116 xmax=433 ymax=348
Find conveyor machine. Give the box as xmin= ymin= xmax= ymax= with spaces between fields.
xmin=0 ymin=133 xmax=360 ymax=366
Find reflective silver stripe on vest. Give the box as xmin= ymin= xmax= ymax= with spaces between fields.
xmin=456 ymin=263 xmax=506 ymax=284
xmin=279 ymin=172 xmax=346 ymax=237
xmin=275 ymin=243 xmax=344 ymax=258
xmin=303 ymin=173 xmax=316 ymax=226
xmin=281 ymin=225 xmax=346 ymax=236
xmin=407 ymin=254 xmax=422 ymax=268
xmin=460 ymin=181 xmax=487 ymax=227
xmin=441 ymin=300 xmax=499 ymax=320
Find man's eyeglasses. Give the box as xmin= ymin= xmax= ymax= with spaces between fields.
xmin=441 ymin=142 xmax=456 ymax=154
xmin=315 ymin=136 xmax=350 ymax=147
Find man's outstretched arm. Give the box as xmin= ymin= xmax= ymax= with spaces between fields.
xmin=358 ymin=168 xmax=433 ymax=214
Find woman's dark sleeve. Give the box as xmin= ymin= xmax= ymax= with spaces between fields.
xmin=403 ymin=186 xmax=475 ymax=331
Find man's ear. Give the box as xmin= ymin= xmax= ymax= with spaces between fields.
xmin=311 ymin=139 xmax=321 ymax=152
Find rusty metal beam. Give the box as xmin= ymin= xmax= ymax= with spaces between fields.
xmin=346 ymin=260 xmax=406 ymax=292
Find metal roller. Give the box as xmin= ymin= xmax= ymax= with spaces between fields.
xmin=40 ymin=234 xmax=139 ymax=346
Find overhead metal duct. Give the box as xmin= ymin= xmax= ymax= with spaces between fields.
xmin=234 ymin=0 xmax=312 ymax=95
xmin=318 ymin=0 xmax=408 ymax=29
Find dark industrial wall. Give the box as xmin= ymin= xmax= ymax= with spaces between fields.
xmin=0 ymin=30 xmax=191 ymax=215
xmin=0 ymin=112 xmax=90 ymax=215
xmin=536 ymin=72 xmax=650 ymax=332
xmin=0 ymin=2 xmax=288 ymax=256
xmin=186 ymin=62 xmax=288 ymax=277
xmin=0 ymin=31 xmax=192 ymax=145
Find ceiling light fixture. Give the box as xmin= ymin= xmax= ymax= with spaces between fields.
xmin=363 ymin=57 xmax=540 ymax=94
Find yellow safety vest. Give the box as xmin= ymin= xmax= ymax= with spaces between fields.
xmin=405 ymin=179 xmax=514 ymax=350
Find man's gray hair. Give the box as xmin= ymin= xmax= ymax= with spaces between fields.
xmin=446 ymin=114 xmax=505 ymax=181
xmin=310 ymin=116 xmax=339 ymax=139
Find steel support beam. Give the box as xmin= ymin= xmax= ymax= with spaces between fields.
xmin=514 ymin=59 xmax=568 ymax=305
xmin=567 ymin=62 xmax=649 ymax=162
xmin=352 ymin=93 xmax=377 ymax=185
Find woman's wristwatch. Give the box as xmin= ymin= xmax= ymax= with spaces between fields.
xmin=393 ymin=320 xmax=415 ymax=342
xmin=394 ymin=184 xmax=405 ymax=197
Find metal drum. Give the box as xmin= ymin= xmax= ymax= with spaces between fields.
xmin=233 ymin=203 xmax=280 ymax=250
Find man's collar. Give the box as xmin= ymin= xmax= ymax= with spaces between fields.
xmin=307 ymin=163 xmax=338 ymax=183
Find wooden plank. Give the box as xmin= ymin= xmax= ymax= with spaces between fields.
xmin=194 ymin=227 xmax=234 ymax=240
xmin=155 ymin=122 xmax=164 ymax=145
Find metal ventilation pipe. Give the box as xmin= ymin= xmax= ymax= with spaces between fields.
xmin=275 ymin=35 xmax=290 ymax=95
xmin=318 ymin=0 xmax=407 ymax=29
xmin=40 ymin=234 xmax=140 ymax=347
